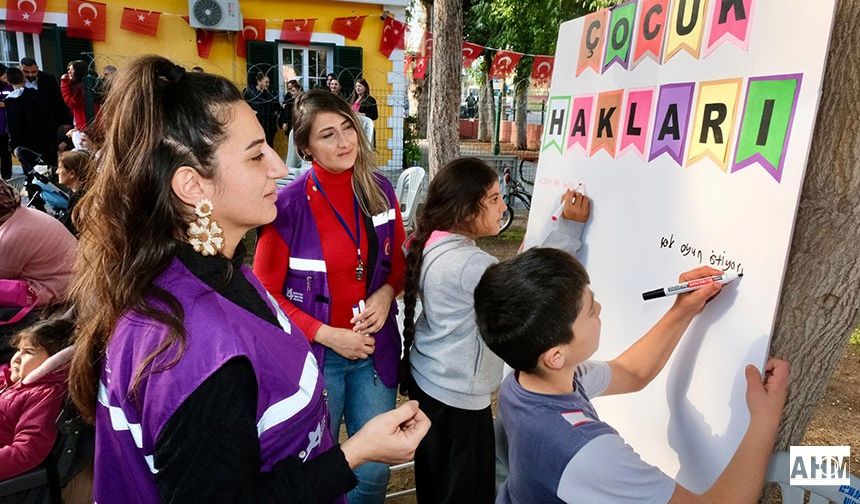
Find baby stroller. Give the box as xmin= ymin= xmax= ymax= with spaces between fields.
xmin=12 ymin=147 xmax=70 ymax=217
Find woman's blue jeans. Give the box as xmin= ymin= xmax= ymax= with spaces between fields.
xmin=324 ymin=348 xmax=397 ymax=504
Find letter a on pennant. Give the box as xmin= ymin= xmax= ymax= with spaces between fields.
xmin=687 ymin=78 xmax=743 ymax=171
xmin=577 ymin=9 xmax=610 ymax=76
xmin=732 ymin=74 xmax=802 ymax=183
xmin=664 ymin=0 xmax=709 ymax=63
xmin=567 ymin=95 xmax=596 ymax=154
xmin=649 ymin=82 xmax=696 ymax=165
xmin=543 ymin=96 xmax=571 ymax=154
xmin=590 ymin=90 xmax=624 ymax=158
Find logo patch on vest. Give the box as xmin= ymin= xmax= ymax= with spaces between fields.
xmin=562 ymin=410 xmax=592 ymax=428
xmin=384 ymin=237 xmax=391 ymax=256
xmin=286 ymin=288 xmax=305 ymax=304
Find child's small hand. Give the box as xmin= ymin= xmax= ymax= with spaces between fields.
xmin=745 ymin=357 xmax=789 ymax=427
xmin=672 ymin=266 xmax=723 ymax=315
xmin=560 ymin=189 xmax=590 ymax=223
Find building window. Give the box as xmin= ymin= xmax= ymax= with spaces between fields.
xmin=278 ymin=44 xmax=332 ymax=95
xmin=0 ymin=27 xmax=41 ymax=67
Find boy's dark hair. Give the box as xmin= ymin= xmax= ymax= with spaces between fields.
xmin=0 ymin=63 xmax=6 ymax=77
xmin=19 ymin=57 xmax=37 ymax=67
xmin=6 ymin=67 xmax=24 ymax=86
xmin=475 ymin=248 xmax=590 ymax=372
xmin=11 ymin=318 xmax=75 ymax=356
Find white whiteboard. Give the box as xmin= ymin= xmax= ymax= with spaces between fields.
xmin=523 ymin=0 xmax=837 ymax=492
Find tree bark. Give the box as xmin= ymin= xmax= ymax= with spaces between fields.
xmin=513 ymin=77 xmax=529 ymax=150
xmin=415 ymin=0 xmax=433 ymax=139
xmin=478 ymin=62 xmax=495 ymax=142
xmin=427 ymin=0 xmax=463 ymax=177
xmin=770 ymin=0 xmax=860 ymax=451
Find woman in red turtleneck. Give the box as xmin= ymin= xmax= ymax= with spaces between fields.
xmin=254 ymin=90 xmax=406 ymax=504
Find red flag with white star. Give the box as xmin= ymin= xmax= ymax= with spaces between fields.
xmin=67 ymin=0 xmax=106 ymax=41
xmin=237 ymin=18 xmax=265 ymax=58
xmin=420 ymin=31 xmax=433 ymax=59
xmin=120 ymin=8 xmax=161 ymax=37
xmin=5 ymin=0 xmax=47 ymax=34
xmin=379 ymin=16 xmax=406 ymax=58
xmin=331 ymin=15 xmax=365 ymax=41
xmin=489 ymin=50 xmax=523 ymax=79
xmin=281 ymin=19 xmax=315 ymax=46
xmin=413 ymin=56 xmax=428 ymax=80
xmin=530 ymin=55 xmax=555 ymax=82
xmin=462 ymin=42 xmax=484 ymax=68
xmin=196 ymin=29 xmax=215 ymax=58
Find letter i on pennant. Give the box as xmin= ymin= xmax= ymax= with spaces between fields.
xmin=704 ymin=0 xmax=754 ymax=57
xmin=732 ymin=74 xmax=802 ymax=183
xmin=619 ymin=88 xmax=656 ymax=159
xmin=687 ymin=78 xmax=743 ymax=171
xmin=567 ymin=95 xmax=596 ymax=154
xmin=577 ymin=9 xmax=610 ymax=76
xmin=590 ymin=90 xmax=624 ymax=158
xmin=542 ymin=96 xmax=572 ymax=155
xmin=664 ymin=0 xmax=709 ymax=63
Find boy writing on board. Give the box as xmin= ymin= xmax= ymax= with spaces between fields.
xmin=474 ymin=248 xmax=789 ymax=503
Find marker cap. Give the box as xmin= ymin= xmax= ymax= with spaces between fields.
xmin=642 ymin=289 xmax=665 ymax=301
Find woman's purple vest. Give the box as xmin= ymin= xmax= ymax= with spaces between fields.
xmin=93 ymin=258 xmax=339 ymax=503
xmin=272 ymin=169 xmax=401 ymax=388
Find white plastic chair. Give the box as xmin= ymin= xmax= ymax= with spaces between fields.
xmin=765 ymin=451 xmax=859 ymax=503
xmin=395 ymin=166 xmax=426 ymax=231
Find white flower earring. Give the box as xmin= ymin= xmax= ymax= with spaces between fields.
xmin=187 ymin=199 xmax=224 ymax=256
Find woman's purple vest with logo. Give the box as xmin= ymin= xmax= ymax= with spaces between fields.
xmin=272 ymin=169 xmax=401 ymax=388
xmin=93 ymin=258 xmax=340 ymax=503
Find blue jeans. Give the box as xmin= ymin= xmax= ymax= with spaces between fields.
xmin=324 ymin=349 xmax=397 ymax=504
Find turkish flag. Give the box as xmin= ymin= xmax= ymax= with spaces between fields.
xmin=489 ymin=50 xmax=522 ymax=79
xmin=196 ymin=29 xmax=215 ymax=58
xmin=413 ymin=56 xmax=428 ymax=80
xmin=280 ymin=19 xmax=315 ymax=46
xmin=530 ymin=55 xmax=555 ymax=82
xmin=5 ymin=0 xmax=47 ymax=34
xmin=120 ymin=8 xmax=161 ymax=37
xmin=462 ymin=42 xmax=484 ymax=68
xmin=237 ymin=18 xmax=266 ymax=58
xmin=67 ymin=0 xmax=107 ymax=41
xmin=420 ymin=31 xmax=433 ymax=59
xmin=379 ymin=17 xmax=406 ymax=58
xmin=331 ymin=16 xmax=365 ymax=41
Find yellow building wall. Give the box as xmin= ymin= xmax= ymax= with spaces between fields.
xmin=42 ymin=0 xmax=403 ymax=167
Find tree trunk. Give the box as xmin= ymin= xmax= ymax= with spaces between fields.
xmin=428 ymin=0 xmax=463 ymax=178
xmin=770 ymin=0 xmax=860 ymax=452
xmin=416 ymin=0 xmax=433 ymax=139
xmin=478 ymin=64 xmax=495 ymax=142
xmin=513 ymin=78 xmax=529 ymax=150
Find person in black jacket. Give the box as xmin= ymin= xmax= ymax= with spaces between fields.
xmin=280 ymin=79 xmax=303 ymax=137
xmin=4 ymin=67 xmax=57 ymax=168
xmin=349 ymin=78 xmax=378 ymax=122
xmin=243 ymin=71 xmax=282 ymax=148
xmin=20 ymin=57 xmax=72 ymax=133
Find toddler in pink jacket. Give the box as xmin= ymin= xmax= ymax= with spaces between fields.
xmin=0 ymin=318 xmax=73 ymax=479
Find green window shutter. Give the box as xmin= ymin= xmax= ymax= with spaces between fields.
xmin=58 ymin=28 xmax=93 ymax=69
xmin=334 ymin=45 xmax=362 ymax=99
xmin=247 ymin=40 xmax=279 ymax=97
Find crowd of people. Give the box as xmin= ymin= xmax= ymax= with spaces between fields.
xmin=0 ymin=54 xmax=791 ymax=504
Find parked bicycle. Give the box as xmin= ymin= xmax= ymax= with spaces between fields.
xmin=499 ymin=165 xmax=532 ymax=234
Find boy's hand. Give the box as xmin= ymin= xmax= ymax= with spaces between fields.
xmin=561 ymin=189 xmax=590 ymax=223
xmin=745 ymin=358 xmax=789 ymax=427
xmin=671 ymin=266 xmax=723 ymax=316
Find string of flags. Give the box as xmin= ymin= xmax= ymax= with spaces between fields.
xmin=4 ymin=0 xmax=551 ymax=80
xmin=406 ymin=30 xmax=555 ymax=82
